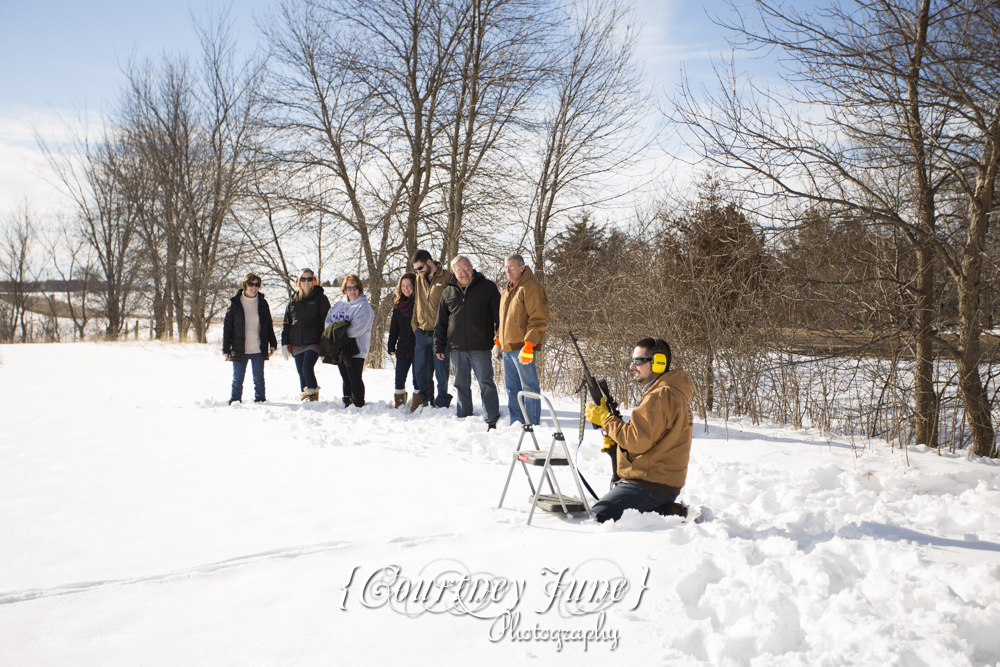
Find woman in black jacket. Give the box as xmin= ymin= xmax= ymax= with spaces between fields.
xmin=222 ymin=272 xmax=277 ymax=404
xmin=387 ymin=272 xmax=417 ymax=408
xmin=280 ymin=268 xmax=331 ymax=401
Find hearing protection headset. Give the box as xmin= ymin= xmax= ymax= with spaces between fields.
xmin=650 ymin=338 xmax=671 ymax=374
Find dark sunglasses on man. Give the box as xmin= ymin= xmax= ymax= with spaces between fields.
xmin=631 ymin=357 xmax=653 ymax=367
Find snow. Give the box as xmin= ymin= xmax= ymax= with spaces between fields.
xmin=2 ymin=341 xmax=1000 ymax=666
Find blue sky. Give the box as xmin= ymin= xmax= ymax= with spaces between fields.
xmin=0 ymin=0 xmax=269 ymax=110
xmin=0 ymin=0 xmax=753 ymax=214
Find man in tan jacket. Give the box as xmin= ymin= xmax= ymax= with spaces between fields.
xmin=410 ymin=249 xmax=454 ymax=410
xmin=585 ymin=337 xmax=693 ymax=522
xmin=497 ymin=253 xmax=549 ymax=425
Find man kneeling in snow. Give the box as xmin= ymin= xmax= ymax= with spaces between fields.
xmin=585 ymin=338 xmax=693 ymax=523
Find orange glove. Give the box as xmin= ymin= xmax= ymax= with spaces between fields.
xmin=519 ymin=341 xmax=534 ymax=364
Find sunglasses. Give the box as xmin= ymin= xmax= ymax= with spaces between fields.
xmin=299 ymin=276 xmax=315 ymax=283
xmin=345 ymin=285 xmax=360 ymax=292
xmin=246 ymin=282 xmax=261 ymax=288
xmin=413 ymin=263 xmax=427 ymax=272
xmin=631 ymin=357 xmax=653 ymax=367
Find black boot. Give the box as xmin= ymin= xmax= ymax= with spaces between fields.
xmin=653 ymin=502 xmax=689 ymax=518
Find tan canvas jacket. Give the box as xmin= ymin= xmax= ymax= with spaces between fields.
xmin=603 ymin=369 xmax=694 ymax=489
xmin=497 ymin=266 xmax=549 ymax=351
xmin=412 ymin=266 xmax=454 ymax=332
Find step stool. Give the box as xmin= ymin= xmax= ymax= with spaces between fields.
xmin=497 ymin=391 xmax=593 ymax=525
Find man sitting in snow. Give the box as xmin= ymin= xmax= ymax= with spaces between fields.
xmin=585 ymin=338 xmax=694 ymax=523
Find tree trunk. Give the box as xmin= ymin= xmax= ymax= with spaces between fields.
xmin=913 ymin=245 xmax=938 ymax=447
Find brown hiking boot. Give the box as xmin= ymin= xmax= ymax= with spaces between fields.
xmin=409 ymin=394 xmax=425 ymax=412
xmin=393 ymin=391 xmax=407 ymax=409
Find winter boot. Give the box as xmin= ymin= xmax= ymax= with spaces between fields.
xmin=393 ymin=391 xmax=407 ymax=409
xmin=653 ymin=502 xmax=689 ymax=519
xmin=303 ymin=387 xmax=320 ymax=402
xmin=409 ymin=393 xmax=425 ymax=412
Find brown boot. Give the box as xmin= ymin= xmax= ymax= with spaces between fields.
xmin=304 ymin=387 xmax=319 ymax=402
xmin=393 ymin=391 xmax=407 ymax=409
xmin=409 ymin=393 xmax=425 ymax=412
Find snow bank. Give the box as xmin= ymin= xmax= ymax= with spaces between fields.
xmin=1 ymin=342 xmax=999 ymax=666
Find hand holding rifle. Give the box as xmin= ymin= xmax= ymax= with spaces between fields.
xmin=570 ymin=331 xmax=623 ymax=483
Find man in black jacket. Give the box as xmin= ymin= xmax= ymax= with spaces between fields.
xmin=434 ymin=255 xmax=501 ymax=429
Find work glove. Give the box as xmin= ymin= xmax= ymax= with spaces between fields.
xmin=280 ymin=345 xmax=290 ymax=361
xmin=492 ymin=342 xmax=502 ymax=361
xmin=519 ymin=341 xmax=534 ymax=365
xmin=585 ymin=398 xmax=612 ymax=427
xmin=601 ymin=435 xmax=616 ymax=453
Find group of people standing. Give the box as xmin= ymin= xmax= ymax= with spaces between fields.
xmin=381 ymin=249 xmax=550 ymax=430
xmin=223 ymin=260 xmax=697 ymax=525
xmin=221 ymin=250 xmax=550 ymax=431
xmin=223 ymin=269 xmax=374 ymax=407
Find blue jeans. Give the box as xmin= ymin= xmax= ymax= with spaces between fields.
xmin=591 ymin=481 xmax=679 ymax=523
xmin=451 ymin=349 xmax=500 ymax=424
xmin=502 ymin=350 xmax=540 ymax=425
xmin=413 ymin=330 xmax=452 ymax=407
xmin=293 ymin=349 xmax=320 ymax=390
xmin=393 ymin=356 xmax=415 ymax=392
xmin=231 ymin=353 xmax=265 ymax=402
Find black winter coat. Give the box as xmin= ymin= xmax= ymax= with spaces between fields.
xmin=434 ymin=271 xmax=500 ymax=353
xmin=281 ymin=286 xmax=331 ymax=348
xmin=321 ymin=321 xmax=361 ymax=366
xmin=387 ymin=300 xmax=416 ymax=359
xmin=223 ymin=289 xmax=278 ymax=362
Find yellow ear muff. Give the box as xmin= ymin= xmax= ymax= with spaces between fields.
xmin=651 ymin=352 xmax=667 ymax=374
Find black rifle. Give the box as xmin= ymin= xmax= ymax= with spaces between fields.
xmin=569 ymin=331 xmax=622 ymax=484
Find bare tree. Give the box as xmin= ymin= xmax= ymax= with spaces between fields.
xmin=39 ymin=126 xmax=146 ymax=339
xmin=236 ymin=162 xmax=310 ymax=299
xmin=522 ymin=0 xmax=650 ymax=283
xmin=437 ymin=0 xmax=552 ymax=260
xmin=42 ymin=224 xmax=95 ymax=340
xmin=673 ymin=0 xmax=1000 ymax=457
xmin=261 ymin=0 xmax=434 ymax=366
xmin=121 ymin=12 xmax=267 ymax=342
xmin=0 ymin=206 xmax=38 ymax=343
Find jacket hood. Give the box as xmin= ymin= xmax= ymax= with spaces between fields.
xmin=651 ymin=368 xmax=692 ymax=400
xmin=509 ymin=265 xmax=536 ymax=288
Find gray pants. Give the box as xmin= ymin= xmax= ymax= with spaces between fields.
xmin=451 ymin=349 xmax=500 ymax=424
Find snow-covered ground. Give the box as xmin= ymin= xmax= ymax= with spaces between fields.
xmin=2 ymin=342 xmax=999 ymax=666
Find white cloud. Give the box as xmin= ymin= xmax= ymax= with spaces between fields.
xmin=0 ymin=106 xmax=80 ymax=219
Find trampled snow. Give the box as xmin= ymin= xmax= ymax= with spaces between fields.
xmin=2 ymin=342 xmax=999 ymax=666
